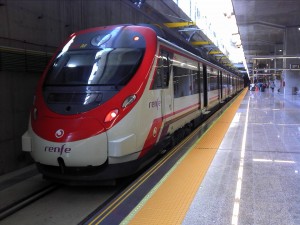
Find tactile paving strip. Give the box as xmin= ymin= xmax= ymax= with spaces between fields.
xmin=125 ymin=89 xmax=248 ymax=225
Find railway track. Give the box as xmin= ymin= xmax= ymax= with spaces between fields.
xmin=0 ymin=176 xmax=130 ymax=224
xmin=0 ymin=93 xmax=240 ymax=224
xmin=0 ymin=184 xmax=59 ymax=221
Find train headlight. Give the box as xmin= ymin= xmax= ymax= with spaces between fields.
xmin=122 ymin=95 xmax=136 ymax=108
xmin=104 ymin=109 xmax=119 ymax=122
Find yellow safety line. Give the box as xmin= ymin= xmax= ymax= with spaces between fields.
xmin=124 ymin=89 xmax=248 ymax=225
xmin=89 ymin=115 xmax=207 ymax=224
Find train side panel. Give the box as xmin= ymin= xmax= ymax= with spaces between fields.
xmin=21 ymin=24 xmax=245 ymax=183
xmin=106 ymin=55 xmax=161 ymax=163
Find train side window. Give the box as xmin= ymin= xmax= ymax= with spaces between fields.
xmin=173 ymin=66 xmax=188 ymax=97
xmin=191 ymin=71 xmax=199 ymax=94
xmin=207 ymin=67 xmax=218 ymax=91
xmin=152 ymin=50 xmax=172 ymax=89
xmin=173 ymin=66 xmax=199 ymax=98
xmin=222 ymin=73 xmax=227 ymax=88
xmin=199 ymin=64 xmax=204 ymax=93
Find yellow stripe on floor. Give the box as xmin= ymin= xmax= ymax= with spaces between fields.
xmin=124 ymin=89 xmax=248 ymax=225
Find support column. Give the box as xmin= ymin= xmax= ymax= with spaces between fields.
xmin=283 ymin=27 xmax=300 ymax=95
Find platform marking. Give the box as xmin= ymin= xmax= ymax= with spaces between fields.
xmin=87 ymin=117 xmax=206 ymax=225
xmin=120 ymin=125 xmax=216 ymax=225
xmin=231 ymin=96 xmax=250 ymax=225
xmin=121 ymin=89 xmax=248 ymax=225
xmin=120 ymin=150 xmax=187 ymax=225
xmin=120 ymin=114 xmax=220 ymax=224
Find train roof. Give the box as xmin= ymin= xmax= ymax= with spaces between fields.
xmin=136 ymin=24 xmax=240 ymax=76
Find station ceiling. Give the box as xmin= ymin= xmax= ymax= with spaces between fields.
xmin=2 ymin=0 xmax=299 ymax=77
xmin=232 ymin=0 xmax=300 ymax=73
xmin=143 ymin=0 xmax=300 ymax=76
xmin=154 ymin=0 xmax=300 ymax=76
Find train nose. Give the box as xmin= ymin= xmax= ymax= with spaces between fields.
xmin=32 ymin=116 xmax=106 ymax=143
xmin=29 ymin=116 xmax=108 ymax=167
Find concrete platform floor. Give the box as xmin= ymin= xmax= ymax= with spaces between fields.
xmin=183 ymin=89 xmax=300 ymax=225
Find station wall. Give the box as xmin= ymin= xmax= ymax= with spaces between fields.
xmin=0 ymin=71 xmax=39 ymax=174
xmin=0 ymin=0 xmax=150 ymax=175
xmin=0 ymin=0 xmax=185 ymax=175
xmin=283 ymin=27 xmax=300 ymax=95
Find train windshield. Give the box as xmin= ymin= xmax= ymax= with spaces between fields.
xmin=44 ymin=48 xmax=144 ymax=87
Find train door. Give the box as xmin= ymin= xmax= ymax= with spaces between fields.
xmin=198 ymin=63 xmax=204 ymax=109
xmin=222 ymin=72 xmax=227 ymax=100
xmin=203 ymin=64 xmax=208 ymax=107
xmin=218 ymin=70 xmax=221 ymax=102
xmin=230 ymin=74 xmax=234 ymax=96
xmin=234 ymin=75 xmax=236 ymax=94
xmin=219 ymin=70 xmax=223 ymax=101
xmin=206 ymin=66 xmax=219 ymax=109
xmin=159 ymin=50 xmax=173 ymax=117
xmin=228 ymin=74 xmax=232 ymax=96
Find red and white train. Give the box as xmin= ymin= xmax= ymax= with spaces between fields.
xmin=22 ymin=24 xmax=244 ymax=184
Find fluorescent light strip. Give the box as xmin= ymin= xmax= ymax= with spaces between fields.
xmin=253 ymin=158 xmax=295 ymax=164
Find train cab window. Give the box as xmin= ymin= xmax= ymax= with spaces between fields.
xmin=44 ymin=48 xmax=144 ymax=87
xmin=152 ymin=50 xmax=172 ymax=89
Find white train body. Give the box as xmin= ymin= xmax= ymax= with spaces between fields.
xmin=22 ymin=25 xmax=244 ymax=183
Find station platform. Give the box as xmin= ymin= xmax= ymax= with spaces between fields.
xmin=87 ymin=88 xmax=300 ymax=225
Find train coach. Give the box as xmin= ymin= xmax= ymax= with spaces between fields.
xmin=22 ymin=24 xmax=244 ymax=184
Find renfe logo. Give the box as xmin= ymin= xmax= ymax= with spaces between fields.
xmin=149 ymin=99 xmax=161 ymax=110
xmin=55 ymin=129 xmax=64 ymax=138
xmin=44 ymin=144 xmax=71 ymax=155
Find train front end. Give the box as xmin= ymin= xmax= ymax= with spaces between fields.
xmin=22 ymin=25 xmax=157 ymax=183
